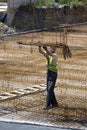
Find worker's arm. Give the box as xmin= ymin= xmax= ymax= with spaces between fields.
xmin=39 ymin=46 xmax=47 ymax=57
xmin=39 ymin=46 xmax=53 ymax=58
xmin=43 ymin=46 xmax=53 ymax=57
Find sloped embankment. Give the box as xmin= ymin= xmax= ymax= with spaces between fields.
xmin=0 ymin=22 xmax=15 ymax=35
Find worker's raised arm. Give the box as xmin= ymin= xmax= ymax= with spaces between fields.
xmin=39 ymin=45 xmax=56 ymax=57
xmin=43 ymin=46 xmax=53 ymax=57
xmin=39 ymin=46 xmax=48 ymax=57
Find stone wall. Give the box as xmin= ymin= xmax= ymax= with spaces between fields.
xmin=12 ymin=5 xmax=87 ymax=31
xmin=37 ymin=6 xmax=87 ymax=28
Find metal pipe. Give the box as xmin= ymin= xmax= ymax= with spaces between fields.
xmin=0 ymin=22 xmax=87 ymax=39
xmin=53 ymin=22 xmax=87 ymax=28
xmin=0 ymin=29 xmax=44 ymax=39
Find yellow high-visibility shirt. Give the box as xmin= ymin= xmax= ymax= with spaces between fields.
xmin=46 ymin=53 xmax=58 ymax=73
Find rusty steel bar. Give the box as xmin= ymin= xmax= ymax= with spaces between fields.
xmin=17 ymin=41 xmax=64 ymax=48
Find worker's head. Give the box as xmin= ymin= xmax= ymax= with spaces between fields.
xmin=50 ymin=46 xmax=56 ymax=53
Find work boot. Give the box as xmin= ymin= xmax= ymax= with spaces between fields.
xmin=52 ymin=104 xmax=58 ymax=108
xmin=43 ymin=106 xmax=52 ymax=110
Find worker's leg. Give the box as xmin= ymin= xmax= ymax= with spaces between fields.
xmin=46 ymin=70 xmax=58 ymax=108
xmin=46 ymin=80 xmax=54 ymax=107
xmin=51 ymin=91 xmax=58 ymax=107
xmin=51 ymin=73 xmax=58 ymax=107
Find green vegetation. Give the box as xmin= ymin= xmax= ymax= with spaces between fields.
xmin=0 ymin=0 xmax=87 ymax=7
xmin=34 ymin=0 xmax=87 ymax=7
xmin=34 ymin=0 xmax=54 ymax=8
xmin=18 ymin=0 xmax=87 ymax=12
xmin=57 ymin=0 xmax=87 ymax=6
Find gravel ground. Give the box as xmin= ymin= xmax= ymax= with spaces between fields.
xmin=0 ymin=25 xmax=87 ymax=129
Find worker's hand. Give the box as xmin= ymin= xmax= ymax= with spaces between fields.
xmin=43 ymin=46 xmax=47 ymax=51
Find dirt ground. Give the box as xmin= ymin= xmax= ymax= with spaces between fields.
xmin=0 ymin=25 xmax=87 ymax=129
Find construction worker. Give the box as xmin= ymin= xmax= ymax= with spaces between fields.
xmin=39 ymin=45 xmax=58 ymax=110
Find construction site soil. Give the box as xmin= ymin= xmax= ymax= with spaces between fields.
xmin=0 ymin=24 xmax=87 ymax=129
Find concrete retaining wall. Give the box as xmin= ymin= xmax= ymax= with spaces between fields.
xmin=6 ymin=0 xmax=87 ymax=28
xmin=7 ymin=0 xmax=37 ymax=25
xmin=7 ymin=0 xmax=55 ymax=25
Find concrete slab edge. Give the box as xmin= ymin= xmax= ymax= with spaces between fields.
xmin=0 ymin=118 xmax=84 ymax=130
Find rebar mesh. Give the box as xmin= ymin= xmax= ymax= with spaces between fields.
xmin=0 ymin=23 xmax=87 ymax=129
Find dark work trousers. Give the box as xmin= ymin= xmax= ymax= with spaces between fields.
xmin=46 ymin=69 xmax=58 ymax=107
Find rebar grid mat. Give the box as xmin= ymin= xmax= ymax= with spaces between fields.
xmin=0 ymin=24 xmax=87 ymax=129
